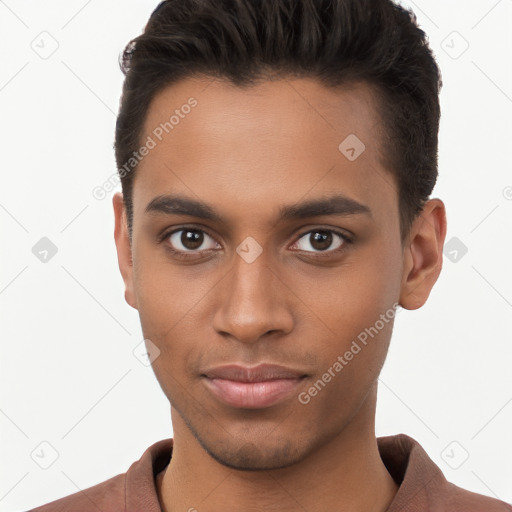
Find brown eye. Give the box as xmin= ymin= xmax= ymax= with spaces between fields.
xmin=181 ymin=230 xmax=203 ymax=250
xmin=167 ymin=229 xmax=219 ymax=253
xmin=292 ymin=229 xmax=350 ymax=254
xmin=310 ymin=231 xmax=333 ymax=251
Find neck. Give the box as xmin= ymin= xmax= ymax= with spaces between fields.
xmin=157 ymin=384 xmax=398 ymax=512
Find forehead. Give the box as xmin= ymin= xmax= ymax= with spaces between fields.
xmin=133 ymin=75 xmax=398 ymax=227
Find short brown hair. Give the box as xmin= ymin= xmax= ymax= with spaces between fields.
xmin=114 ymin=0 xmax=442 ymax=242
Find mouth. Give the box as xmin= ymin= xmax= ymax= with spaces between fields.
xmin=201 ymin=364 xmax=308 ymax=409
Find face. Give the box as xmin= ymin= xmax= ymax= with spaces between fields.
xmin=114 ymin=75 xmax=445 ymax=471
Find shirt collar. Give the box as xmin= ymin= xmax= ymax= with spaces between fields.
xmin=125 ymin=434 xmax=447 ymax=511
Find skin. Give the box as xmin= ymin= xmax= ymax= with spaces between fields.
xmin=113 ymin=75 xmax=447 ymax=512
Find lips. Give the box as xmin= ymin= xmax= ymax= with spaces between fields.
xmin=203 ymin=363 xmax=306 ymax=382
xmin=202 ymin=364 xmax=308 ymax=409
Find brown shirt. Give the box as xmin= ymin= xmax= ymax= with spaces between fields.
xmin=29 ymin=433 xmax=512 ymax=511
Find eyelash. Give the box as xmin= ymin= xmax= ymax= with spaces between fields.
xmin=159 ymin=225 xmax=353 ymax=261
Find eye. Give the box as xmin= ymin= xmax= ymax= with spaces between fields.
xmin=164 ymin=227 xmax=220 ymax=255
xmin=160 ymin=226 xmax=352 ymax=261
xmin=290 ymin=229 xmax=351 ymax=254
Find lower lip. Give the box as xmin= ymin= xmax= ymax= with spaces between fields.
xmin=203 ymin=377 xmax=304 ymax=409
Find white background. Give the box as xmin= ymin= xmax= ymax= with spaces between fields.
xmin=1 ymin=1 xmax=511 ymax=510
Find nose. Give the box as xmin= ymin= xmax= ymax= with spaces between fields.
xmin=212 ymin=249 xmax=294 ymax=344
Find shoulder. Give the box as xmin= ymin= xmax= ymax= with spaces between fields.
xmin=26 ymin=438 xmax=173 ymax=512
xmin=442 ymin=481 xmax=512 ymax=512
xmin=378 ymin=433 xmax=512 ymax=512
xmin=27 ymin=473 xmax=126 ymax=512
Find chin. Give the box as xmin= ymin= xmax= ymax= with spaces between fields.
xmin=201 ymin=439 xmax=307 ymax=472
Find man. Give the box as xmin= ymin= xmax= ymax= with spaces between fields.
xmin=30 ymin=0 xmax=512 ymax=510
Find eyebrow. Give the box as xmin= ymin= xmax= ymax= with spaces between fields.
xmin=145 ymin=193 xmax=372 ymax=222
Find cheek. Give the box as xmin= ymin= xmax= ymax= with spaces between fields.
xmin=132 ymin=242 xmax=209 ymax=334
xmin=296 ymin=302 xmax=396 ymax=427
xmin=130 ymin=248 xmax=219 ymax=385
xmin=291 ymin=252 xmax=399 ymax=336
xmin=131 ymin=260 xmax=189 ymax=375
xmin=291 ymin=246 xmax=400 ymax=390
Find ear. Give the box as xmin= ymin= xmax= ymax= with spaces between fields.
xmin=399 ymin=198 xmax=447 ymax=310
xmin=113 ymin=192 xmax=138 ymax=310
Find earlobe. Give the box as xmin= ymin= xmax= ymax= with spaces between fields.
xmin=399 ymin=198 xmax=447 ymax=310
xmin=113 ymin=192 xmax=138 ymax=310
